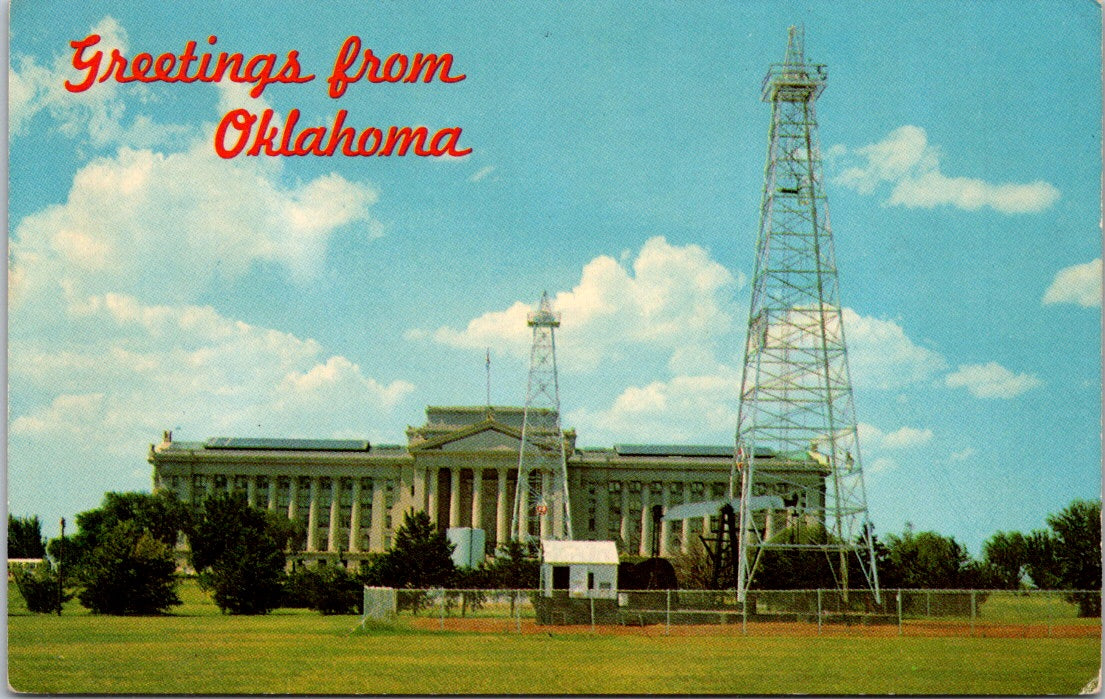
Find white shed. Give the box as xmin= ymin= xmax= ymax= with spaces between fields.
xmin=540 ymin=540 xmax=618 ymax=600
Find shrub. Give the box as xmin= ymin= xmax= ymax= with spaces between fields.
xmin=76 ymin=521 xmax=181 ymax=615
xmin=12 ymin=562 xmax=71 ymax=614
xmin=8 ymin=515 xmax=47 ymax=559
xmin=308 ymin=565 xmax=363 ymax=615
xmin=189 ymin=494 xmax=291 ymax=615
xmin=281 ymin=564 xmax=316 ymax=608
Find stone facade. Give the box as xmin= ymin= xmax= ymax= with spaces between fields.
xmin=149 ymin=405 xmax=826 ymax=564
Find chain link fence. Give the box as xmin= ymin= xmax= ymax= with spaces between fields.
xmin=364 ymin=588 xmax=1101 ymax=638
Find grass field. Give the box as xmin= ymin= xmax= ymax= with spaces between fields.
xmin=8 ymin=581 xmax=1102 ymax=694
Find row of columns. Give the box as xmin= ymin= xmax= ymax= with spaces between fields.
xmin=176 ymin=469 xmax=729 ymax=559
xmin=612 ymin=481 xmax=725 ymax=557
xmin=186 ymin=474 xmax=391 ymax=554
xmin=419 ymin=466 xmax=516 ymax=545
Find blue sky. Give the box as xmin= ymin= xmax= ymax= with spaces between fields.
xmin=8 ymin=0 xmax=1101 ymax=554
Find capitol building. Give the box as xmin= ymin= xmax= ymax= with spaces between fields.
xmin=150 ymin=404 xmax=826 ymax=565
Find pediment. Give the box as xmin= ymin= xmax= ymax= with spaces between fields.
xmin=410 ymin=418 xmax=524 ymax=453
xmin=436 ymin=428 xmax=523 ymax=452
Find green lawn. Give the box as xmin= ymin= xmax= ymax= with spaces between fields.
xmin=8 ymin=581 xmax=1101 ymax=694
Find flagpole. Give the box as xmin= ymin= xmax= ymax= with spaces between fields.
xmin=485 ymin=347 xmax=491 ymax=409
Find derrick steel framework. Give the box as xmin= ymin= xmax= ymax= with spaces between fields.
xmin=511 ymin=291 xmax=574 ymax=542
xmin=732 ymin=27 xmax=879 ymax=602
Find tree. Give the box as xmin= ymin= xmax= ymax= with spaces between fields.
xmin=302 ymin=564 xmax=363 ymax=615
xmin=480 ymin=540 xmax=539 ymax=589
xmin=76 ymin=520 xmax=181 ymax=614
xmin=12 ymin=562 xmax=72 ymax=613
xmin=188 ymin=493 xmax=293 ymax=615
xmin=981 ymin=530 xmax=1028 ymax=589
xmin=8 ymin=515 xmax=47 ymax=558
xmin=670 ymin=540 xmax=714 ymax=590
xmin=371 ymin=510 xmax=455 ymax=588
xmin=1023 ymin=529 xmax=1062 ymax=589
xmin=45 ymin=492 xmax=187 ymax=615
xmin=1047 ymin=499 xmax=1101 ymax=617
xmin=879 ymin=526 xmax=976 ymax=589
xmin=49 ymin=491 xmax=190 ymax=570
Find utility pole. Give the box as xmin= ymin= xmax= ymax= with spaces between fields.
xmin=57 ymin=517 xmax=65 ymax=616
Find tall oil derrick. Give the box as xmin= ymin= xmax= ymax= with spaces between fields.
xmin=732 ymin=27 xmax=879 ymax=602
xmin=511 ymin=291 xmax=574 ymax=542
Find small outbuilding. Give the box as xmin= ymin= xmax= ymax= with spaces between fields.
xmin=540 ymin=539 xmax=618 ymax=600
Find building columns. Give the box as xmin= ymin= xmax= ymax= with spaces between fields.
xmin=371 ymin=479 xmax=387 ymax=553
xmin=412 ymin=467 xmax=426 ymax=516
xmin=619 ymin=485 xmax=630 ymax=546
xmin=327 ymin=478 xmax=341 ymax=553
xmin=471 ymin=468 xmax=484 ymax=531
xmin=539 ymin=470 xmax=551 ymax=539
xmin=449 ymin=468 xmax=461 ymax=528
xmin=496 ymin=468 xmax=508 ymax=545
xmin=639 ymin=485 xmax=652 ymax=557
xmin=246 ymin=476 xmax=258 ymax=507
xmin=426 ymin=468 xmax=438 ymax=525
xmin=267 ymin=478 xmax=277 ymax=511
xmin=517 ymin=475 xmax=529 ymax=539
xmin=287 ymin=477 xmax=299 ymax=523
xmin=307 ymin=477 xmax=320 ymax=552
xmin=659 ymin=484 xmax=670 ymax=557
xmin=349 ymin=479 xmax=363 ymax=553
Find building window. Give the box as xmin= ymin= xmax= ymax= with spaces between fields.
xmin=318 ymin=478 xmax=331 ymax=527
xmin=691 ymin=482 xmax=705 ymax=500
xmin=586 ymin=484 xmax=598 ymax=533
xmin=669 ymin=482 xmax=684 ymax=506
xmin=607 ymin=481 xmax=622 ymax=539
xmin=296 ymin=477 xmax=311 ymax=522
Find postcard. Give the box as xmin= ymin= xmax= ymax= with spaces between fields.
xmin=8 ymin=1 xmax=1101 ymax=694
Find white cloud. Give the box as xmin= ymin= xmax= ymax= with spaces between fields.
xmin=468 ymin=165 xmax=496 ymax=182
xmin=424 ymin=236 xmax=740 ymax=371
xmin=882 ymin=426 xmax=934 ymax=449
xmin=841 ymin=308 xmax=947 ymax=389
xmin=11 ymin=393 xmax=107 ymax=439
xmin=950 ymin=447 xmax=977 ymax=462
xmin=836 ymin=125 xmax=1060 ymax=214
xmin=866 ymin=457 xmax=898 ymax=475
xmin=10 ymin=293 xmax=415 ymax=448
xmin=1043 ymin=258 xmax=1102 ymax=308
xmin=858 ymin=423 xmax=933 ymax=450
xmin=945 ymin=362 xmax=1043 ymax=399
xmin=568 ymin=368 xmax=742 ymax=444
xmin=853 ymin=423 xmax=932 ymax=477
xmin=10 ymin=17 xmax=194 ymax=148
xmin=10 ymin=139 xmax=380 ymax=308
